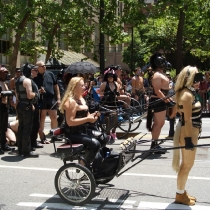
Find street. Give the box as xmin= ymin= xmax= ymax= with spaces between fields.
xmin=0 ymin=116 xmax=210 ymax=210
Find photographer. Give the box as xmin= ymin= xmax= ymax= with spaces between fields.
xmin=0 ymin=66 xmax=13 ymax=154
xmin=15 ymin=63 xmax=39 ymax=158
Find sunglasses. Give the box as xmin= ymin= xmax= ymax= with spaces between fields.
xmin=39 ymin=65 xmax=46 ymax=68
xmin=32 ymin=69 xmax=38 ymax=72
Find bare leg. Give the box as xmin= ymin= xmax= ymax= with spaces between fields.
xmin=151 ymin=110 xmax=166 ymax=140
xmin=47 ymin=109 xmax=58 ymax=129
xmin=39 ymin=109 xmax=47 ymax=139
xmin=177 ymin=127 xmax=199 ymax=190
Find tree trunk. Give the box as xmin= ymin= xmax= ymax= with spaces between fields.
xmin=45 ymin=25 xmax=60 ymax=63
xmin=175 ymin=5 xmax=188 ymax=75
xmin=10 ymin=13 xmax=30 ymax=76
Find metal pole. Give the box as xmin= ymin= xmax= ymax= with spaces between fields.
xmin=99 ymin=0 xmax=105 ymax=74
xmin=131 ymin=27 xmax=134 ymax=72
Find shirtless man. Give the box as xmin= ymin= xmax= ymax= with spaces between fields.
xmin=0 ymin=66 xmax=12 ymax=154
xmin=131 ymin=67 xmax=145 ymax=111
xmin=146 ymin=53 xmax=175 ymax=154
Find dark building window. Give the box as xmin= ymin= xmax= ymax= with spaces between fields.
xmin=0 ymin=40 xmax=10 ymax=54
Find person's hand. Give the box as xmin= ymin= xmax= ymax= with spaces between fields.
xmin=57 ymin=99 xmax=61 ymax=106
xmin=166 ymin=101 xmax=176 ymax=108
xmin=134 ymin=95 xmax=139 ymax=100
xmin=39 ymin=86 xmax=46 ymax=94
xmin=87 ymin=113 xmax=99 ymax=123
xmin=184 ymin=137 xmax=195 ymax=150
xmin=93 ymin=111 xmax=101 ymax=117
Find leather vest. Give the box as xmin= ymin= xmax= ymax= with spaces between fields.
xmin=15 ymin=76 xmax=37 ymax=104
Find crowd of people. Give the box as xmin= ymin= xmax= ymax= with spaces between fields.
xmin=0 ymin=61 xmax=61 ymax=157
xmin=0 ymin=52 xmax=205 ymax=206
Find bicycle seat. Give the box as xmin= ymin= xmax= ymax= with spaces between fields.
xmin=57 ymin=143 xmax=84 ymax=154
xmin=49 ymin=127 xmax=65 ymax=136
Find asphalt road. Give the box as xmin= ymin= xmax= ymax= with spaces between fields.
xmin=0 ymin=116 xmax=209 ymax=210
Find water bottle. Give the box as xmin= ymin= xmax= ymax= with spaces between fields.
xmin=105 ymin=151 xmax=110 ymax=158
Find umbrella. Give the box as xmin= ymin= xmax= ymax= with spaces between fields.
xmin=64 ymin=62 xmax=98 ymax=75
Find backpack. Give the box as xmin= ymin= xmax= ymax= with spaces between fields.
xmin=92 ymin=147 xmax=120 ymax=179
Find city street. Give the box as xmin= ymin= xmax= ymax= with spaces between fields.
xmin=0 ymin=116 xmax=210 ymax=210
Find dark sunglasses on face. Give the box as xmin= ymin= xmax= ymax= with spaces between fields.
xmin=32 ymin=69 xmax=38 ymax=72
xmin=39 ymin=65 xmax=46 ymax=68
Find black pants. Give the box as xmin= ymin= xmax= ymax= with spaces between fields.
xmin=0 ymin=104 xmax=8 ymax=149
xmin=65 ymin=129 xmax=108 ymax=164
xmin=31 ymin=103 xmax=39 ymax=147
xmin=16 ymin=103 xmax=33 ymax=154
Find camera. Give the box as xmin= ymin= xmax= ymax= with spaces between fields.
xmin=0 ymin=90 xmax=14 ymax=97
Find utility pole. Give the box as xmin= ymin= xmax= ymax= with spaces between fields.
xmin=99 ymin=0 xmax=105 ymax=74
xmin=131 ymin=26 xmax=134 ymax=72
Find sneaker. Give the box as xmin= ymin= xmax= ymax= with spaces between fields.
xmin=107 ymin=135 xmax=115 ymax=144
xmin=110 ymin=132 xmax=118 ymax=140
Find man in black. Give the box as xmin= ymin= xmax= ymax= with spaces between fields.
xmin=31 ymin=66 xmax=43 ymax=150
xmin=15 ymin=63 xmax=39 ymax=157
xmin=0 ymin=66 xmax=12 ymax=154
xmin=33 ymin=60 xmax=61 ymax=144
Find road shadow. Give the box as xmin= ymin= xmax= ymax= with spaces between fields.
xmin=1 ymin=150 xmax=25 ymax=162
xmin=33 ymin=186 xmax=130 ymax=210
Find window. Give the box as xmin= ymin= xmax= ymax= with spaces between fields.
xmin=0 ymin=40 xmax=10 ymax=54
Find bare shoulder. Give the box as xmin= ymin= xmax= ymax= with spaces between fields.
xmin=132 ymin=76 xmax=136 ymax=80
xmin=23 ymin=78 xmax=31 ymax=87
xmin=180 ymin=89 xmax=193 ymax=102
xmin=63 ymin=98 xmax=76 ymax=110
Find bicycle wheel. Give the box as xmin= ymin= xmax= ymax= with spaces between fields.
xmin=116 ymin=113 xmax=131 ymax=139
xmin=55 ymin=163 xmax=96 ymax=206
xmin=129 ymin=115 xmax=142 ymax=132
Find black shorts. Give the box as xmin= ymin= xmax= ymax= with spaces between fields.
xmin=150 ymin=98 xmax=167 ymax=113
xmin=39 ymin=98 xmax=57 ymax=110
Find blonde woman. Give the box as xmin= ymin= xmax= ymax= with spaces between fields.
xmin=171 ymin=66 xmax=203 ymax=205
xmin=59 ymin=77 xmax=107 ymax=166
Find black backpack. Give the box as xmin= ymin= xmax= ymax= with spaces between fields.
xmin=92 ymin=147 xmax=120 ymax=179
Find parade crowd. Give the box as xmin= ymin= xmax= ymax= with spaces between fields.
xmin=0 ymin=52 xmax=206 ymax=206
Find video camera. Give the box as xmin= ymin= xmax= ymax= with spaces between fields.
xmin=0 ymin=85 xmax=14 ymax=97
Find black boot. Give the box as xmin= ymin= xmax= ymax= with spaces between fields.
xmin=0 ymin=145 xmax=4 ymax=155
xmin=2 ymin=144 xmax=12 ymax=151
xmin=150 ymin=141 xmax=166 ymax=154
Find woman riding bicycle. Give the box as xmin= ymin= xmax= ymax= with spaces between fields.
xmin=59 ymin=77 xmax=107 ymax=166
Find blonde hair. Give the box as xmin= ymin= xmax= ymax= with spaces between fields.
xmin=59 ymin=77 xmax=84 ymax=113
xmin=172 ymin=121 xmax=181 ymax=172
xmin=174 ymin=66 xmax=198 ymax=105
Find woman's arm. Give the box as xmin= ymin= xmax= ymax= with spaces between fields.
xmin=99 ymin=82 xmax=106 ymax=95
xmin=64 ymin=98 xmax=98 ymax=126
xmin=180 ymin=91 xmax=193 ymax=137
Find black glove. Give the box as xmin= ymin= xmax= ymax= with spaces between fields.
xmin=166 ymin=101 xmax=176 ymax=108
xmin=184 ymin=137 xmax=195 ymax=150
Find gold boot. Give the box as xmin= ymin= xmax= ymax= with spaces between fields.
xmin=175 ymin=193 xmax=195 ymax=206
xmin=184 ymin=191 xmax=196 ymax=202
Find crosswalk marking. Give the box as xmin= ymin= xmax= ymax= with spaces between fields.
xmin=17 ymin=193 xmax=210 ymax=210
xmin=30 ymin=193 xmax=60 ymax=198
xmin=137 ymin=201 xmax=210 ymax=210
xmin=122 ymin=173 xmax=210 ymax=180
xmin=17 ymin=202 xmax=99 ymax=209
xmin=1 ymin=165 xmax=209 ymax=180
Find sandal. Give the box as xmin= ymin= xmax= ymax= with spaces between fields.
xmin=40 ymin=133 xmax=51 ymax=144
xmin=40 ymin=138 xmax=51 ymax=144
